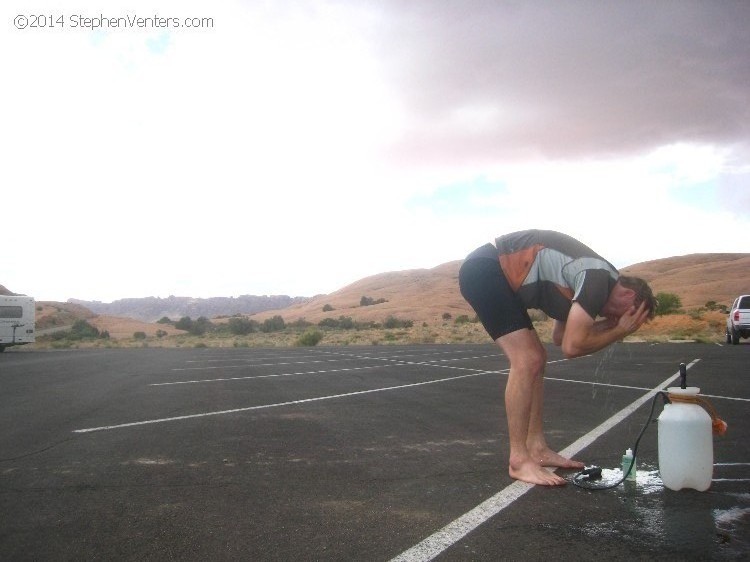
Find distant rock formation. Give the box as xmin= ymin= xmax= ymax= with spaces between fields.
xmin=68 ymin=294 xmax=310 ymax=322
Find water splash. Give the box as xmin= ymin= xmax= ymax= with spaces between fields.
xmin=592 ymin=466 xmax=664 ymax=494
xmin=591 ymin=345 xmax=616 ymax=401
xmin=713 ymin=507 xmax=750 ymax=528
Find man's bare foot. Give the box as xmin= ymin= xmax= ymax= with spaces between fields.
xmin=530 ymin=446 xmax=585 ymax=469
xmin=509 ymin=457 xmax=566 ymax=486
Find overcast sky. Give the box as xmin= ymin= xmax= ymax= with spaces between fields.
xmin=3 ymin=0 xmax=749 ymax=302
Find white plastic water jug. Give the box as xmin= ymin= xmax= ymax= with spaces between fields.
xmin=658 ymin=387 xmax=713 ymax=491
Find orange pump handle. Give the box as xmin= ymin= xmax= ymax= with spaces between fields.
xmin=667 ymin=393 xmax=728 ymax=435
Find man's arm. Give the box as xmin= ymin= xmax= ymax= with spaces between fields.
xmin=559 ymin=302 xmax=649 ymax=358
xmin=552 ymin=315 xmax=617 ymax=348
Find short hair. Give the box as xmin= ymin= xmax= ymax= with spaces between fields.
xmin=618 ymin=275 xmax=657 ymax=320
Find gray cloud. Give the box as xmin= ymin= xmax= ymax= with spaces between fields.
xmin=366 ymin=1 xmax=750 ymax=163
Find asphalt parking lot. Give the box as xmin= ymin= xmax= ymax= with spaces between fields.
xmin=1 ymin=342 xmax=748 ymax=561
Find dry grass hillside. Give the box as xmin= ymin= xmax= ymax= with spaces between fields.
xmin=620 ymin=253 xmax=749 ymax=308
xmin=35 ymin=302 xmax=97 ymax=330
xmin=86 ymin=316 xmax=186 ymax=339
xmin=251 ymin=261 xmax=473 ymax=325
xmin=252 ymin=253 xmax=749 ymax=326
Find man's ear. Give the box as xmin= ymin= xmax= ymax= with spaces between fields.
xmin=614 ymin=283 xmax=635 ymax=299
xmin=614 ymin=284 xmax=637 ymax=308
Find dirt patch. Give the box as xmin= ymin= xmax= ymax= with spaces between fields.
xmin=88 ymin=316 xmax=186 ymax=339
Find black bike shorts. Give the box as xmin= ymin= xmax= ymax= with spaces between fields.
xmin=458 ymin=244 xmax=533 ymax=341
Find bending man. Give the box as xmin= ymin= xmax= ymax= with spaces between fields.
xmin=459 ymin=229 xmax=656 ymax=486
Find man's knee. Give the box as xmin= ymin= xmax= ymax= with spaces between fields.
xmin=520 ymin=348 xmax=546 ymax=377
xmin=506 ymin=346 xmax=547 ymax=378
xmin=497 ymin=329 xmax=547 ymax=376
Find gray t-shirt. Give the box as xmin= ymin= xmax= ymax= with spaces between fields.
xmin=493 ymin=230 xmax=619 ymax=321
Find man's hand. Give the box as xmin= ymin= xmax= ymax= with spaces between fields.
xmin=616 ymin=302 xmax=650 ymax=335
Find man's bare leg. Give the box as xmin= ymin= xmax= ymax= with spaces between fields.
xmin=526 ymin=371 xmax=584 ymax=469
xmin=497 ymin=329 xmax=566 ymax=486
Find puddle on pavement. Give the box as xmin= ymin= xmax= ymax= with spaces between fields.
xmin=574 ymin=461 xmax=750 ymax=557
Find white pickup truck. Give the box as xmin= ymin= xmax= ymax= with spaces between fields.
xmin=0 ymin=295 xmax=36 ymax=351
xmin=726 ymin=294 xmax=750 ymax=345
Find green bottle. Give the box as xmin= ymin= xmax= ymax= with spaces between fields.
xmin=622 ymin=448 xmax=636 ymax=481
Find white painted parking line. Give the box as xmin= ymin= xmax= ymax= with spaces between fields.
xmin=73 ymin=370 xmax=500 ymax=434
xmin=316 ymin=349 xmax=490 ymax=361
xmin=545 ymin=377 xmax=653 ymax=392
xmin=184 ymin=353 xmax=327 ymax=363
xmin=712 ymin=479 xmax=750 ymax=482
xmin=153 ymin=363 xmax=404 ymax=386
xmin=388 ymin=360 xmax=699 ymax=562
xmin=173 ymin=352 xmax=501 ymax=372
xmin=173 ymin=358 xmax=353 ymax=371
xmin=154 ymin=354 xmax=508 ymax=386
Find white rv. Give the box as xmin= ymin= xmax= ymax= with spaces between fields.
xmin=0 ymin=295 xmax=35 ymax=351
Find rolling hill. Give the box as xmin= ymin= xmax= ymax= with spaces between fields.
xmin=69 ymin=295 xmax=308 ymax=323
xmin=620 ymin=253 xmax=749 ymax=308
xmin=250 ymin=253 xmax=749 ymax=325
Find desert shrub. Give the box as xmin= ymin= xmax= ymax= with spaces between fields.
xmin=193 ymin=317 xmax=214 ymax=335
xmin=360 ymin=296 xmax=387 ymax=307
xmin=228 ymin=317 xmax=258 ymax=335
xmin=383 ymin=316 xmax=413 ymax=329
xmin=318 ymin=316 xmax=356 ymax=330
xmin=318 ymin=317 xmax=339 ymax=328
xmin=322 ymin=304 xmax=334 ymax=312
xmin=705 ymin=301 xmax=728 ymax=314
xmin=155 ymin=330 xmax=167 ymax=338
xmin=442 ymin=312 xmax=452 ymax=320
xmin=43 ymin=320 xmax=103 ymax=343
xmin=157 ymin=317 xmax=173 ymax=325
xmin=296 ymin=329 xmax=324 ymax=346
xmin=289 ymin=318 xmax=313 ymax=329
xmin=133 ymin=331 xmax=147 ymax=340
xmin=175 ymin=316 xmax=193 ymax=331
xmin=175 ymin=316 xmax=213 ymax=335
xmin=454 ymin=315 xmax=472 ymax=325
xmin=71 ymin=320 xmax=100 ymax=339
xmin=261 ymin=315 xmax=286 ymax=333
xmin=655 ymin=292 xmax=682 ymax=316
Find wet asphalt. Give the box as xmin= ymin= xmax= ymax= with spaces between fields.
xmin=1 ymin=342 xmax=748 ymax=561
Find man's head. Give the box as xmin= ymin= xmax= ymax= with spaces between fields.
xmin=602 ymin=276 xmax=657 ymax=320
